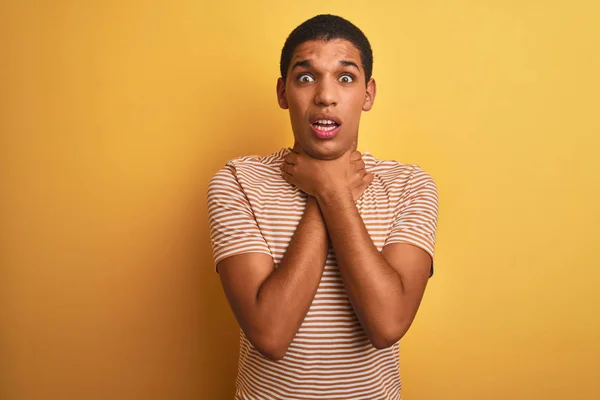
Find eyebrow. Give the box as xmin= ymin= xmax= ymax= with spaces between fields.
xmin=291 ymin=60 xmax=312 ymax=71
xmin=340 ymin=60 xmax=360 ymax=70
xmin=290 ymin=59 xmax=361 ymax=72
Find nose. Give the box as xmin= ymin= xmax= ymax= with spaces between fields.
xmin=314 ymin=79 xmax=338 ymax=107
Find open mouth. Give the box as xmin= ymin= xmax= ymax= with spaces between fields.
xmin=310 ymin=118 xmax=341 ymax=139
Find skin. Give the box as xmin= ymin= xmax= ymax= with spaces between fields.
xmin=218 ymin=39 xmax=432 ymax=360
xmin=276 ymin=39 xmax=375 ymax=160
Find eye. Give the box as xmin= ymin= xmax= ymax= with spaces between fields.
xmin=338 ymin=74 xmax=354 ymax=83
xmin=298 ymin=74 xmax=314 ymax=83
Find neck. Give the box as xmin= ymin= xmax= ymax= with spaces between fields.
xmin=292 ymin=140 xmax=358 ymax=161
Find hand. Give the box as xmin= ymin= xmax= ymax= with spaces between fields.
xmin=347 ymin=150 xmax=374 ymax=202
xmin=281 ymin=145 xmax=341 ymax=198
xmin=281 ymin=145 xmax=373 ymax=202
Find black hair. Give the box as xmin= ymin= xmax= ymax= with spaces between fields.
xmin=279 ymin=14 xmax=373 ymax=84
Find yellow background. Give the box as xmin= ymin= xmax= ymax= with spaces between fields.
xmin=1 ymin=1 xmax=598 ymax=399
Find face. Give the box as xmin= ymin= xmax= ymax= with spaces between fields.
xmin=277 ymin=39 xmax=376 ymax=160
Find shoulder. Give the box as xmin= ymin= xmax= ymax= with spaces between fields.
xmin=364 ymin=152 xmax=436 ymax=191
xmin=209 ymin=148 xmax=288 ymax=191
xmin=225 ymin=148 xmax=288 ymax=174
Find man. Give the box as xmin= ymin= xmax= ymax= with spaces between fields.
xmin=208 ymin=14 xmax=439 ymax=400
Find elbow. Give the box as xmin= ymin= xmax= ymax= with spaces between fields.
xmin=368 ymin=321 xmax=411 ymax=350
xmin=369 ymin=333 xmax=402 ymax=350
xmin=257 ymin=344 xmax=287 ymax=361
xmin=247 ymin=331 xmax=290 ymax=361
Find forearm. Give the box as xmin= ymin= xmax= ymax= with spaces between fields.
xmin=316 ymin=188 xmax=409 ymax=348
xmin=252 ymin=197 xmax=328 ymax=357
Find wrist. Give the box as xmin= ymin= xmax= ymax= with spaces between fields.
xmin=304 ymin=196 xmax=328 ymax=237
xmin=305 ymin=195 xmax=324 ymax=218
xmin=315 ymin=186 xmax=354 ymax=210
xmin=305 ymin=195 xmax=319 ymax=210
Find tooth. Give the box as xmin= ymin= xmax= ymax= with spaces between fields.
xmin=314 ymin=119 xmax=338 ymax=128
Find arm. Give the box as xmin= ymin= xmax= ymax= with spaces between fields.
xmin=316 ymin=187 xmax=433 ymax=349
xmin=217 ymin=196 xmax=328 ymax=360
xmin=281 ymin=149 xmax=438 ymax=349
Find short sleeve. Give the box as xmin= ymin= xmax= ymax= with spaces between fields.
xmin=207 ymin=166 xmax=272 ymax=271
xmin=384 ymin=167 xmax=439 ymax=272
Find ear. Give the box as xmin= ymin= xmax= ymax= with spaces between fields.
xmin=362 ymin=78 xmax=376 ymax=112
xmin=277 ymin=77 xmax=289 ymax=109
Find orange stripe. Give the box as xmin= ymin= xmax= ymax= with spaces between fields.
xmin=209 ymin=148 xmax=438 ymax=399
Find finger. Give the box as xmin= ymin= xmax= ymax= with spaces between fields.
xmin=284 ymin=153 xmax=297 ymax=165
xmin=354 ymin=159 xmax=366 ymax=172
xmin=281 ymin=162 xmax=293 ymax=175
xmin=287 ymin=147 xmax=299 ymax=156
xmin=346 ymin=148 xmax=360 ymax=161
xmin=350 ymin=150 xmax=362 ymax=161
xmin=281 ymin=171 xmax=294 ymax=185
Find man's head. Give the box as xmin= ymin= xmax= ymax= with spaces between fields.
xmin=279 ymin=15 xmax=373 ymax=84
xmin=277 ymin=15 xmax=376 ymax=160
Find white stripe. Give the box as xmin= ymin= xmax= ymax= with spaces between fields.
xmin=208 ymin=149 xmax=438 ymax=398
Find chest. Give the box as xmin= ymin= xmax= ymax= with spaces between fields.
xmin=240 ymin=174 xmax=396 ymax=262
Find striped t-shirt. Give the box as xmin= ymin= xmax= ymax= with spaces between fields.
xmin=208 ymin=148 xmax=439 ymax=400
